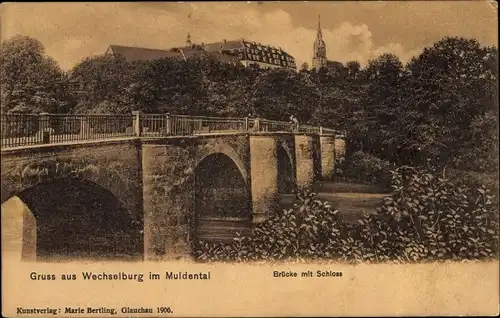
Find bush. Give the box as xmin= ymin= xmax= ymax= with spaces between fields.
xmin=194 ymin=166 xmax=499 ymax=263
xmin=336 ymin=151 xmax=394 ymax=186
xmin=446 ymin=168 xmax=499 ymax=196
xmin=378 ymin=166 xmax=499 ymax=261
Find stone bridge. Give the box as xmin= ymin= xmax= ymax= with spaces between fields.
xmin=1 ymin=114 xmax=346 ymax=261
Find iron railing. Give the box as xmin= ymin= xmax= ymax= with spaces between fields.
xmin=259 ymin=119 xmax=295 ymax=132
xmin=140 ymin=114 xmax=248 ymax=137
xmin=1 ymin=112 xmax=346 ymax=149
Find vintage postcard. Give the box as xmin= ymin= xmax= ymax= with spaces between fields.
xmin=1 ymin=1 xmax=499 ymax=317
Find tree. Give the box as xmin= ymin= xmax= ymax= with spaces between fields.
xmin=400 ymin=37 xmax=498 ymax=172
xmin=197 ymin=58 xmax=255 ymax=117
xmin=1 ymin=35 xmax=69 ymax=114
xmin=300 ymin=62 xmax=309 ymax=72
xmin=353 ymin=53 xmax=405 ymax=161
xmin=346 ymin=61 xmax=361 ymax=80
xmin=127 ymin=57 xmax=209 ymax=114
xmin=251 ymin=68 xmax=319 ymax=122
xmin=68 ymin=54 xmax=134 ymax=114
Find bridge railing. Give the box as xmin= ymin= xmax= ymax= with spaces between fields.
xmin=1 ymin=112 xmax=346 ymax=148
xmin=299 ymin=125 xmax=320 ymax=134
xmin=141 ymin=114 xmax=248 ymax=136
xmin=1 ymin=113 xmax=134 ymax=148
xmin=258 ymin=119 xmax=295 ymax=132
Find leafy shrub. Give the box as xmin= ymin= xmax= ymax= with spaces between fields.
xmin=377 ymin=166 xmax=499 ymax=261
xmin=336 ymin=151 xmax=394 ymax=187
xmin=446 ymin=168 xmax=499 ymax=197
xmin=194 ymin=166 xmax=499 ymax=263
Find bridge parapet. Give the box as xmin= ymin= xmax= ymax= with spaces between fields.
xmin=1 ymin=112 xmax=346 ymax=149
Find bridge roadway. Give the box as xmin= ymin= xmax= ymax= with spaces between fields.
xmin=1 ymin=114 xmax=347 ymax=262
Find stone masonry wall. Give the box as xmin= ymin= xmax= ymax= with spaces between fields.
xmin=141 ymin=135 xmax=250 ymax=260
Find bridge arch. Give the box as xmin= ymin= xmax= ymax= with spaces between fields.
xmin=193 ymin=152 xmax=252 ymax=247
xmin=195 ymin=142 xmax=249 ymax=184
xmin=1 ymin=177 xmax=143 ymax=262
xmin=1 ymin=160 xmax=138 ymax=220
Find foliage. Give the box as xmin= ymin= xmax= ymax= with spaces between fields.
xmin=350 ymin=53 xmax=406 ymax=162
xmin=379 ymin=166 xmax=498 ymax=261
xmin=350 ymin=37 xmax=498 ymax=174
xmin=252 ymin=68 xmax=319 ymax=122
xmin=68 ymin=54 xmax=135 ymax=114
xmin=401 ymin=38 xmax=498 ymax=172
xmin=194 ymin=167 xmax=499 ymax=263
xmin=336 ymin=151 xmax=394 ymax=186
xmin=1 ymin=35 xmax=71 ymax=114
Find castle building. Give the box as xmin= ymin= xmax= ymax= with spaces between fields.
xmin=104 ymin=35 xmax=296 ymax=70
xmin=202 ymin=39 xmax=296 ymax=70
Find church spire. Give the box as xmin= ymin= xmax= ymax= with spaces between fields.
xmin=312 ymin=14 xmax=327 ymax=71
xmin=317 ymin=14 xmax=323 ymax=40
xmin=186 ymin=32 xmax=192 ymax=46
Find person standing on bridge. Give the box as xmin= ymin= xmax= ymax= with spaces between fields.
xmin=289 ymin=115 xmax=299 ymax=132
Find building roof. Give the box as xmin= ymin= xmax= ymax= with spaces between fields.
xmin=207 ymin=51 xmax=241 ymax=64
xmin=173 ymin=45 xmax=241 ymax=64
xmin=105 ymin=39 xmax=295 ymax=68
xmin=203 ymin=40 xmax=244 ymax=52
xmin=106 ymin=45 xmax=182 ymax=62
xmin=204 ymin=39 xmax=294 ymax=58
xmin=179 ymin=45 xmax=209 ymax=59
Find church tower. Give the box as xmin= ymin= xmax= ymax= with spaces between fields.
xmin=186 ymin=32 xmax=192 ymax=46
xmin=312 ymin=15 xmax=327 ymax=71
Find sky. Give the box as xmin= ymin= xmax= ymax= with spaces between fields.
xmin=1 ymin=1 xmax=498 ymax=70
